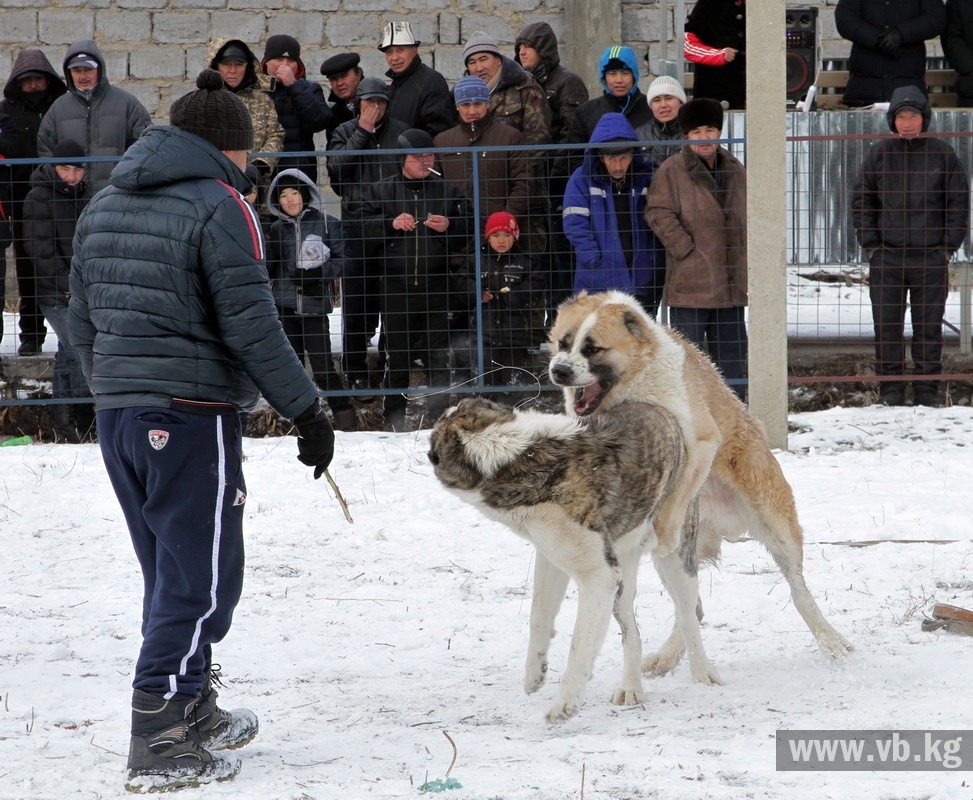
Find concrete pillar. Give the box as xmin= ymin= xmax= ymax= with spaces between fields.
xmin=746 ymin=0 xmax=789 ymax=449
xmin=565 ymin=0 xmax=621 ymax=96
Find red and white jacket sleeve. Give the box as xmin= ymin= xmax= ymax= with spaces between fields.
xmin=684 ymin=32 xmax=729 ymax=66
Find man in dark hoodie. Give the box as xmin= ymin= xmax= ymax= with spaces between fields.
xmin=69 ymin=69 xmax=335 ymax=792
xmin=260 ymin=34 xmax=332 ymax=181
xmin=514 ymin=22 xmax=588 ymax=146
xmin=852 ymin=85 xmax=970 ymax=407
xmin=1 ymin=48 xmax=67 ymax=355
xmin=0 ymin=110 xmax=18 ymax=362
xmin=36 ymin=40 xmax=150 ymax=194
xmin=512 ymin=23 xmax=590 ymax=323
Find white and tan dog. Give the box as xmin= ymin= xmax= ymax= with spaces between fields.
xmin=548 ymin=291 xmax=852 ymax=674
xmin=428 ymin=397 xmax=716 ymax=722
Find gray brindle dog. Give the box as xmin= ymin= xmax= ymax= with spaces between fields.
xmin=428 ymin=397 xmax=712 ymax=723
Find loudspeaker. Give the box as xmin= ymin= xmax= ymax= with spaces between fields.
xmin=785 ymin=7 xmax=818 ymax=103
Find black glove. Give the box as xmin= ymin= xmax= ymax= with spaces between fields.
xmin=876 ymin=27 xmax=903 ymax=59
xmin=294 ymin=399 xmax=335 ymax=479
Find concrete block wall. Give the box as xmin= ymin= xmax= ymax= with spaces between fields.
xmin=0 ymin=2 xmax=943 ymax=122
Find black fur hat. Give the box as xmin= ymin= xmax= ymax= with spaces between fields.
xmin=677 ymin=98 xmax=724 ymax=133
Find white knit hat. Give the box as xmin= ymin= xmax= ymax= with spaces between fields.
xmin=645 ymin=74 xmax=687 ymax=104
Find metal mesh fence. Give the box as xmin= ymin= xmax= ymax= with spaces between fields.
xmin=3 ymin=124 xmax=973 ymax=424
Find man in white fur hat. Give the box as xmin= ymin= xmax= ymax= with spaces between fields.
xmin=379 ymin=20 xmax=456 ymax=135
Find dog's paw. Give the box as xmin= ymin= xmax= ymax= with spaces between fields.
xmin=545 ymin=698 xmax=580 ymax=724
xmin=688 ymin=660 xmax=723 ymax=686
xmin=818 ymin=630 xmax=854 ymax=660
xmin=642 ymin=650 xmax=682 ymax=677
xmin=523 ymin=659 xmax=548 ymax=694
xmin=610 ymin=684 xmax=644 ymax=707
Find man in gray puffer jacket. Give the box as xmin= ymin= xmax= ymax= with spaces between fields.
xmin=36 ymin=39 xmax=150 ymax=193
xmin=69 ymin=70 xmax=335 ymax=793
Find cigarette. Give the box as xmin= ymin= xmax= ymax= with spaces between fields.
xmin=428 ymin=167 xmax=441 ymax=176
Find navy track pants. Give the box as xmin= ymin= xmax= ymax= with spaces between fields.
xmin=98 ymin=407 xmax=247 ymax=698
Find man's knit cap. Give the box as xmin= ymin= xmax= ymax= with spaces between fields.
xmin=169 ymin=69 xmax=254 ymax=151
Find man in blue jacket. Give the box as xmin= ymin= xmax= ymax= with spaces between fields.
xmin=69 ymin=70 xmax=336 ymax=792
xmin=562 ymin=112 xmax=664 ymax=316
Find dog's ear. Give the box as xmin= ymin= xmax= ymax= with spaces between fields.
xmin=427 ymin=423 xmax=482 ymax=490
xmin=452 ymin=397 xmax=514 ymax=431
xmin=621 ymin=310 xmax=649 ymax=342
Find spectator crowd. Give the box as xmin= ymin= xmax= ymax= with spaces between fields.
xmin=2 ymin=4 xmax=971 ymax=439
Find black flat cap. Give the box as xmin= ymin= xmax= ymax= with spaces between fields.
xmin=320 ymin=52 xmax=361 ymax=78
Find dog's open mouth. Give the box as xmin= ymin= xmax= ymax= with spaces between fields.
xmin=573 ymin=380 xmax=611 ymax=416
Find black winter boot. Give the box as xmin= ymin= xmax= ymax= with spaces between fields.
xmin=913 ymin=382 xmax=944 ymax=407
xmin=74 ymin=402 xmax=97 ymax=442
xmin=193 ymin=666 xmax=259 ymax=751
xmin=52 ymin=405 xmax=82 ymax=443
xmin=125 ymin=689 xmax=240 ymax=793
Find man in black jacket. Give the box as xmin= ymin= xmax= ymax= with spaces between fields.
xmin=942 ymin=0 xmax=973 ymax=107
xmin=321 ymin=51 xmax=363 ymax=142
xmin=23 ymin=138 xmax=91 ymax=442
xmin=1 ymin=48 xmax=67 ymax=355
xmin=852 ymin=86 xmax=970 ymax=407
xmin=69 ymin=70 xmax=335 ymax=793
xmin=379 ymin=20 xmax=456 ymax=136
xmin=359 ymin=128 xmax=472 ymax=431
xmin=836 ymin=0 xmax=946 ymax=106
xmin=326 ymin=77 xmax=409 ymax=393
xmin=260 ymin=34 xmax=331 ymax=181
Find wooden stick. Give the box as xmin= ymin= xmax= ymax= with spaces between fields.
xmin=325 ymin=469 xmax=354 ymax=524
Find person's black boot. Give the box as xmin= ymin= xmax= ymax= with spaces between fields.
xmin=125 ymin=689 xmax=240 ymax=793
xmin=192 ymin=666 xmax=259 ymax=751
xmin=877 ymin=382 xmax=907 ymax=406
xmin=73 ymin=402 xmax=97 ymax=442
xmin=52 ymin=405 xmax=82 ymax=443
xmin=913 ymin=383 xmax=944 ymax=407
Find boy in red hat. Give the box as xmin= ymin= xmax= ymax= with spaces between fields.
xmin=456 ymin=211 xmax=546 ymax=393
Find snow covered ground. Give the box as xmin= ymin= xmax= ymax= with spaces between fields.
xmin=3 ymin=401 xmax=973 ymax=799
